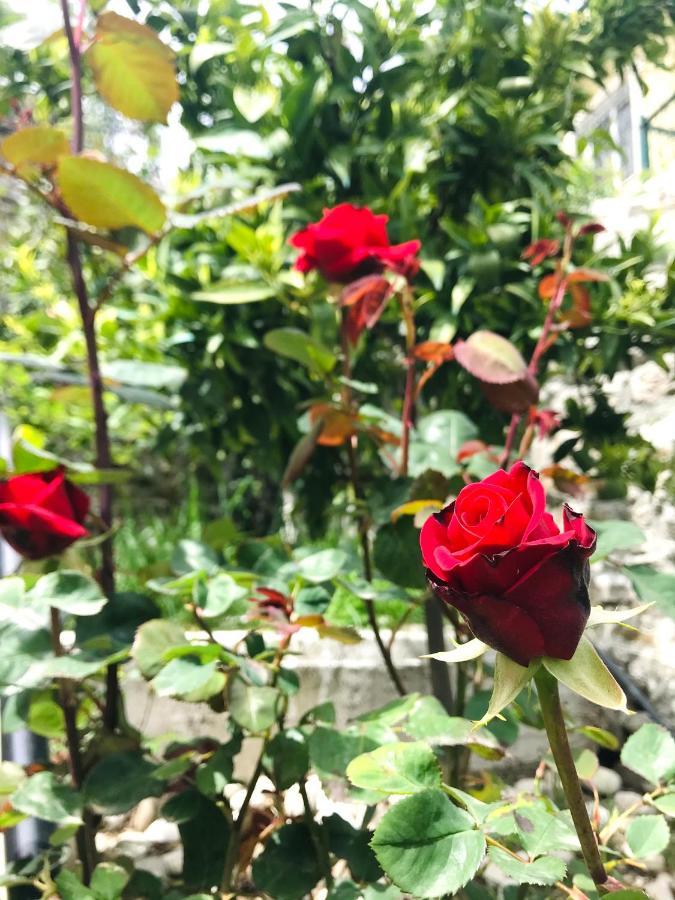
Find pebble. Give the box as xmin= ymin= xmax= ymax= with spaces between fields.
xmin=614 ymin=790 xmax=649 ymax=813
xmin=594 ymin=766 xmax=622 ymax=796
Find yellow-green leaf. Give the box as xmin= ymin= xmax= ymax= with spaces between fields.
xmin=88 ymin=12 xmax=178 ymax=123
xmin=479 ymin=653 xmax=539 ymax=725
xmin=1 ymin=126 xmax=69 ymax=168
xmin=57 ymin=156 xmax=166 ymax=233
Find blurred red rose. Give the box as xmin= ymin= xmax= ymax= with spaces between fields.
xmin=290 ymin=204 xmax=420 ymax=283
xmin=0 ymin=468 xmax=90 ymax=560
xmin=420 ymin=461 xmax=595 ymax=666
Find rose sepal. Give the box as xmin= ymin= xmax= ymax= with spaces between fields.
xmin=422 ymin=638 xmax=487 ymax=664
xmin=542 ymin=635 xmax=628 ymax=711
xmin=476 ymin=652 xmax=540 ymax=727
xmin=586 ymin=602 xmax=653 ymax=629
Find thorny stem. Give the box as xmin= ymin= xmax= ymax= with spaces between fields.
xmin=339 ymin=310 xmax=407 ymax=697
xmin=60 ymin=0 xmax=120 ymax=732
xmin=534 ymin=668 xmax=608 ymax=889
xmin=49 ymin=607 xmax=96 ymax=882
xmin=498 ymin=412 xmax=522 ymax=469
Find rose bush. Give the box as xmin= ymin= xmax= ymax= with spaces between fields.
xmin=0 ymin=468 xmax=89 ymax=560
xmin=290 ymin=203 xmax=420 ymax=282
xmin=420 ymin=461 xmax=596 ymax=666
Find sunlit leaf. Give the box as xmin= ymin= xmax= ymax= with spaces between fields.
xmin=57 ymin=156 xmax=166 ymax=233
xmin=1 ymin=126 xmax=69 ymax=168
xmin=88 ymin=12 xmax=178 ymax=123
xmin=543 ymin=637 xmax=627 ymax=710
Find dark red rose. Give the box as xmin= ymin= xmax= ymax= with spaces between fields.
xmin=420 ymin=461 xmax=595 ymax=667
xmin=0 ymin=469 xmax=90 ymax=560
xmin=290 ymin=204 xmax=420 ymax=283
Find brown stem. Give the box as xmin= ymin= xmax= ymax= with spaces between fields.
xmin=50 ymin=608 xmax=96 ymax=881
xmin=499 ymin=413 xmax=522 ymax=469
xmin=397 ymin=287 xmax=417 ymax=478
xmin=534 ymin=668 xmax=607 ymax=888
xmin=60 ymin=0 xmax=119 ymax=732
xmin=339 ymin=310 xmax=406 ymax=697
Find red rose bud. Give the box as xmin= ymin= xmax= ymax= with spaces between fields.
xmin=0 ymin=468 xmax=90 ymax=560
xmin=290 ymin=203 xmax=420 ymax=283
xmin=420 ymin=461 xmax=595 ymax=667
xmin=252 ymin=588 xmax=294 ymax=621
xmin=577 ymin=222 xmax=605 ymax=237
xmin=522 ymin=239 xmax=560 ymax=267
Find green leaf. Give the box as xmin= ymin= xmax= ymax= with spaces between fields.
xmin=623 ymin=564 xmax=675 ymax=616
xmin=373 ymin=518 xmax=426 ymax=589
xmin=177 ymin=792 xmax=230 ymax=891
xmin=55 ymin=871 xmax=96 ymax=900
xmin=0 ymin=761 xmax=25 ymax=795
xmin=488 ymin=846 xmax=566 ymax=886
xmin=200 ymin=573 xmax=248 ymax=619
xmin=511 ymin=806 xmax=579 ymax=855
xmin=481 ymin=654 xmax=539 ymax=725
xmin=11 ymin=771 xmax=82 ymax=824
xmin=264 ymin=327 xmax=336 ymax=376
xmin=543 ymin=637 xmax=627 ymax=710
xmin=57 ymin=156 xmax=166 ymax=233
xmin=227 ymin=677 xmax=280 ymax=733
xmin=356 ymin=694 xmax=419 ymax=727
xmin=626 ymin=814 xmax=670 ymax=858
xmin=191 ymin=282 xmax=277 ymax=305
xmin=407 ymin=410 xmax=478 ymax=478
xmin=103 ymin=360 xmax=186 ymax=391
xmin=295 ymin=585 xmax=332 ymax=617
xmin=152 ymin=659 xmax=225 ymax=701
xmin=1 ymin=126 xmax=69 ymax=168
xmin=589 ymin=520 xmax=645 ymax=562
xmin=171 ymin=539 xmax=220 ymax=575
xmin=346 ymin=741 xmax=441 ymax=795
xmin=90 ymin=863 xmax=130 ymax=900
xmin=308 ymin=726 xmax=378 ymax=777
xmin=621 ymin=724 xmax=675 ymax=785
xmin=29 ymin=571 xmax=107 ymax=617
xmin=575 ymin=748 xmax=600 ymax=780
xmin=653 ymin=793 xmax=675 ymax=816
xmin=324 ymin=814 xmax=382 ymax=882
xmin=132 ymin=619 xmax=186 ymax=678
xmin=195 ymin=740 xmax=240 ymax=796
xmin=575 ymin=725 xmax=620 ymax=750
xmin=88 ymin=12 xmax=178 ymax=123
xmin=296 ymin=548 xmax=348 ymax=583
xmin=371 ymin=789 xmax=485 ymax=898
xmin=233 ymin=84 xmax=279 ymax=123
xmin=265 ymin=729 xmax=309 ymax=790
xmin=252 ymin=823 xmax=323 ymax=900
xmin=83 ymin=752 xmax=165 ymax=814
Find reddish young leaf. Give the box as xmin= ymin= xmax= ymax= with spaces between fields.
xmin=412 ymin=341 xmax=454 ymax=363
xmin=456 ymin=440 xmax=489 ymax=462
xmin=340 ymin=275 xmax=392 ymax=345
xmin=577 ymin=222 xmax=605 ymax=237
xmin=561 ymin=284 xmax=592 ymax=328
xmin=567 ymin=268 xmax=609 ymax=284
xmin=556 ymin=210 xmax=572 ymax=228
xmin=522 ymin=238 xmax=560 ymax=267
xmin=528 ymin=408 xmax=561 ymax=438
xmin=308 ymin=403 xmax=359 ymax=446
xmin=538 ymin=272 xmax=560 ymax=300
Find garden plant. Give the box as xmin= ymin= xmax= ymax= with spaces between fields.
xmin=0 ymin=1 xmax=674 ymax=899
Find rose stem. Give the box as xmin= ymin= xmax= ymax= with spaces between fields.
xmin=501 ymin=225 xmax=574 ymax=469
xmin=397 ymin=283 xmax=417 ymax=478
xmin=49 ymin=607 xmax=96 ymax=881
xmin=534 ymin=668 xmax=608 ymax=889
xmin=339 ymin=310 xmax=406 ymax=696
xmin=60 ymin=0 xmax=120 ymax=732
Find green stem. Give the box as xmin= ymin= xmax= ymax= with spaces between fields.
xmin=534 ymin=668 xmax=607 ymax=889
